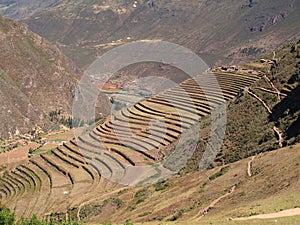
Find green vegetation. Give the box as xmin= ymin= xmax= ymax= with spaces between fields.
xmin=80 ymin=196 xmax=123 ymax=221
xmin=0 ymin=143 xmax=21 ymax=154
xmin=134 ymin=188 xmax=150 ymax=205
xmin=29 ymin=148 xmax=47 ymax=155
xmin=0 ymin=206 xmax=15 ymax=225
xmin=126 ymin=188 xmax=151 ymax=211
xmin=154 ymin=180 xmax=171 ymax=191
xmin=49 ymin=111 xmax=84 ymax=129
xmin=0 ymin=206 xmax=78 ymax=225
xmin=209 ymin=166 xmax=230 ymax=180
xmin=49 ymin=110 xmax=104 ymax=129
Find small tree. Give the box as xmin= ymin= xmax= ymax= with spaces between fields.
xmin=0 ymin=206 xmax=15 ymax=225
xmin=29 ymin=148 xmax=34 ymax=154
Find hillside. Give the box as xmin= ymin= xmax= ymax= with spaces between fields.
xmin=0 ymin=2 xmax=299 ymax=223
xmin=5 ymin=0 xmax=299 ymax=69
xmin=0 ymin=15 xmax=79 ymax=139
xmin=76 ymin=144 xmax=300 ymax=224
xmin=0 ymin=41 xmax=299 ymax=224
xmin=181 ymin=39 xmax=300 ymax=172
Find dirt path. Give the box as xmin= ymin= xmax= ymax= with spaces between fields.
xmin=246 ymin=88 xmax=285 ymax=148
xmin=233 ymin=208 xmax=300 ymax=220
xmin=263 ymin=75 xmax=282 ymax=102
xmin=272 ymin=51 xmax=277 ymax=61
xmin=255 ymin=87 xmax=287 ymax=97
xmin=247 ymin=156 xmax=256 ymax=177
xmin=193 ymin=185 xmax=236 ymax=221
xmin=247 ymin=89 xmax=272 ymax=114
xmin=273 ymin=126 xmax=284 ymax=148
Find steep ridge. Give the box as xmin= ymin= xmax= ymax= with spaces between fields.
xmin=0 ymin=15 xmax=79 ymax=138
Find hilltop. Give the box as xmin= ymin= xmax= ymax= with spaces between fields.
xmin=0 ymin=15 xmax=79 ymax=139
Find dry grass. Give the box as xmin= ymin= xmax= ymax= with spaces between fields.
xmin=83 ymin=144 xmax=300 ymax=224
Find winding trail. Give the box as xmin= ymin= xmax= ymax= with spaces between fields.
xmin=272 ymin=51 xmax=277 ymax=61
xmin=193 ymin=185 xmax=236 ymax=221
xmin=263 ymin=75 xmax=282 ymax=102
xmin=273 ymin=126 xmax=284 ymax=148
xmin=247 ymin=89 xmax=272 ymax=114
xmin=247 ymin=156 xmax=256 ymax=177
xmin=255 ymin=87 xmax=287 ymax=97
xmin=246 ymin=88 xmax=284 ymax=148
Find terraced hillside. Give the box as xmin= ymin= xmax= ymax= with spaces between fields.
xmin=0 ymin=69 xmax=260 ymax=219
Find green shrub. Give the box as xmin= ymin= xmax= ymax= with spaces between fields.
xmin=134 ymin=188 xmax=149 ymax=204
xmin=0 ymin=206 xmax=15 ymax=225
xmin=154 ymin=181 xmax=170 ymax=191
xmin=209 ymin=166 xmax=230 ymax=180
xmin=0 ymin=207 xmax=79 ymax=225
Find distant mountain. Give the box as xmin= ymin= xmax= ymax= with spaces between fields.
xmin=0 ymin=15 xmax=79 ymax=139
xmin=0 ymin=0 xmax=297 ymax=69
xmin=0 ymin=0 xmax=58 ymax=20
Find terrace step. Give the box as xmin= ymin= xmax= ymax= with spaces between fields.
xmin=33 ymin=155 xmax=72 ymax=189
xmin=89 ymin=131 xmax=159 ymax=162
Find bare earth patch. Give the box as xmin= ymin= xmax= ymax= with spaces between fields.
xmin=0 ymin=142 xmax=40 ymax=170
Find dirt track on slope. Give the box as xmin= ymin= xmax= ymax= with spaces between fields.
xmin=247 ymin=156 xmax=256 ymax=177
xmin=193 ymin=185 xmax=237 ymax=221
xmin=233 ymin=208 xmax=300 ymax=220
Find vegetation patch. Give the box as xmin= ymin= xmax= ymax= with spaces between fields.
xmin=80 ymin=196 xmax=123 ymax=221
xmin=0 ymin=205 xmax=78 ymax=225
xmin=209 ymin=166 xmax=230 ymax=180
xmin=126 ymin=188 xmax=151 ymax=211
xmin=154 ymin=180 xmax=172 ymax=191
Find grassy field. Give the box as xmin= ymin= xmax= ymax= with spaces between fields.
xmin=87 ymin=215 xmax=300 ymax=225
xmin=132 ymin=216 xmax=300 ymax=224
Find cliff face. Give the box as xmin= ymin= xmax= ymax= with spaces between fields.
xmin=0 ymin=15 xmax=79 ymax=138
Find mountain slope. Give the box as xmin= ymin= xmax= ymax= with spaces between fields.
xmin=9 ymin=0 xmax=299 ymax=68
xmin=0 ymin=0 xmax=59 ymax=20
xmin=79 ymin=144 xmax=300 ymax=224
xmin=0 ymin=41 xmax=299 ymax=224
xmin=0 ymin=15 xmax=79 ymax=139
xmin=180 ymin=39 xmax=300 ymax=172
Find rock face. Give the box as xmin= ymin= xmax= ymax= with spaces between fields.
xmin=0 ymin=15 xmax=79 ymax=139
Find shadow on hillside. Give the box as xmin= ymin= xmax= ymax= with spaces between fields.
xmin=270 ymin=84 xmax=300 ymax=139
